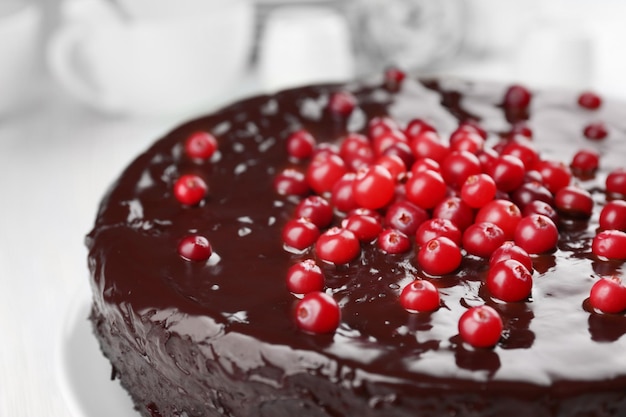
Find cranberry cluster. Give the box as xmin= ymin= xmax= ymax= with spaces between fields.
xmin=276 ymin=78 xmax=626 ymax=347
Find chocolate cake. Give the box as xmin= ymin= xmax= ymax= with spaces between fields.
xmin=86 ymin=73 xmax=626 ymax=417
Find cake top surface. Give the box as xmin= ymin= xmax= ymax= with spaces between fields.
xmin=87 ymin=76 xmax=626 ymax=389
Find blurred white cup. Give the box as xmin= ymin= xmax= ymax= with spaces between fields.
xmin=464 ymin=0 xmax=539 ymax=56
xmin=0 ymin=2 xmax=42 ymax=115
xmin=47 ymin=0 xmax=254 ymax=117
xmin=258 ymin=6 xmax=354 ymax=92
xmin=513 ymin=23 xmax=592 ymax=90
xmin=115 ymin=0 xmax=231 ymax=20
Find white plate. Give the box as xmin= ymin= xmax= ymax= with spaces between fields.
xmin=56 ymin=293 xmax=139 ymax=417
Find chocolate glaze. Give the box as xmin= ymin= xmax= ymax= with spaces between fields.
xmin=87 ymin=77 xmax=626 ymax=417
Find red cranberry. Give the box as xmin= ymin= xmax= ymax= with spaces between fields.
xmin=382 ymin=141 xmax=414 ymax=168
xmin=433 ymin=196 xmax=475 ymax=231
xmin=312 ymin=143 xmax=340 ymax=159
xmin=458 ymin=305 xmax=503 ymax=348
xmin=394 ymin=179 xmax=408 ymax=199
xmin=295 ymin=291 xmax=340 ymax=333
xmin=534 ymin=160 xmax=572 ymax=194
xmin=315 ymin=227 xmax=360 ymax=264
xmin=554 ymin=185 xmax=593 ymax=219
xmin=599 ymin=200 xmax=626 ymax=231
xmin=489 ymin=154 xmax=526 ymax=192
xmin=184 ymin=131 xmax=218 ymax=160
xmin=399 ymin=280 xmax=440 ymax=312
xmin=384 ymin=66 xmax=406 ymax=90
xmin=589 ymin=276 xmax=626 ymax=314
xmin=511 ymin=181 xmax=554 ymax=210
xmin=384 ymin=200 xmax=429 ymax=235
xmin=405 ymin=169 xmax=447 ymax=209
xmin=340 ymin=133 xmax=370 ymax=161
xmin=514 ymin=214 xmax=558 ymax=254
xmin=405 ymin=118 xmax=437 ymax=139
xmin=372 ymin=129 xmax=408 ymax=156
xmin=571 ymin=149 xmax=600 ymax=174
xmin=411 ymin=157 xmax=441 ymax=175
xmin=353 ymin=165 xmax=395 ymax=209
xmin=592 ymin=230 xmax=626 ymax=260
xmin=282 ymin=218 xmax=320 ymax=251
xmin=476 ymin=147 xmax=499 ymax=173
xmin=523 ymin=170 xmax=543 ymax=183
xmin=287 ymin=129 xmax=316 ymax=159
xmin=460 ymin=120 xmax=488 ymax=139
xmin=295 ymin=196 xmax=333 ymax=228
xmin=377 ymin=228 xmax=411 ymax=254
xmin=328 ymin=91 xmax=356 ymax=116
xmin=274 ymin=168 xmax=309 ymax=196
xmin=475 ymin=199 xmax=522 ymax=240
xmin=441 ymin=150 xmax=482 ymax=189
xmin=578 ymin=91 xmax=603 ymax=110
xmin=173 ymin=174 xmax=208 ymax=206
xmin=461 ymin=173 xmax=497 ymax=209
xmin=415 ymin=218 xmax=462 ymax=247
xmin=286 ymin=259 xmax=324 ymax=294
xmin=307 ymin=154 xmax=348 ymax=195
xmin=376 ymin=154 xmax=406 ymax=180
xmin=418 ymin=236 xmax=462 ymax=276
xmin=503 ymin=84 xmax=532 ymax=109
xmin=342 ymin=214 xmax=383 ymax=242
xmin=349 ymin=207 xmax=383 ymax=223
xmin=345 ymin=148 xmax=374 ymax=173
xmin=522 ymin=200 xmax=559 ymax=225
xmin=449 ymin=128 xmax=484 ymax=154
xmin=409 ymin=131 xmax=449 ymax=163
xmin=368 ymin=116 xmax=400 ymax=139
xmin=487 ymin=259 xmax=533 ymax=302
xmin=489 ymin=241 xmax=533 ymax=272
xmin=463 ymin=222 xmax=507 ymax=258
xmin=583 ymin=122 xmax=608 ymax=140
xmin=501 ymin=138 xmax=539 ymax=170
xmin=331 ymin=173 xmax=357 ymax=213
xmin=177 ymin=235 xmax=212 ymax=261
xmin=606 ymin=168 xmax=626 ymax=196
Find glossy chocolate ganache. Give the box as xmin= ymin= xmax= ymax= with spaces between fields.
xmin=87 ymin=75 xmax=626 ymax=417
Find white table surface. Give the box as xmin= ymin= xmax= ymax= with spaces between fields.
xmin=4 ymin=1 xmax=626 ymax=416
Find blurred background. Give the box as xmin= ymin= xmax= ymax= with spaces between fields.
xmin=2 ymin=0 xmax=626 ymax=416
xmin=9 ymin=0 xmax=626 ymax=118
